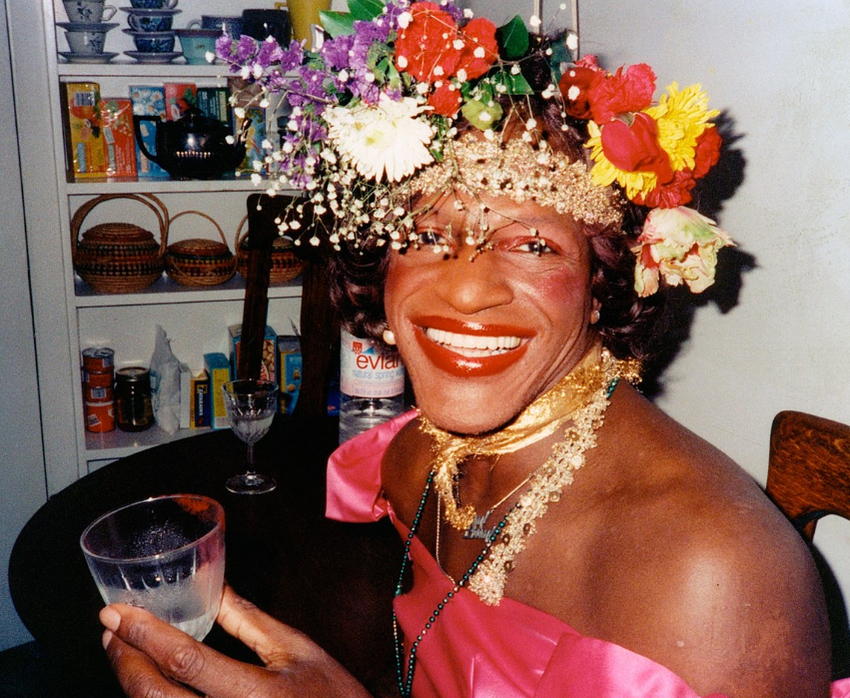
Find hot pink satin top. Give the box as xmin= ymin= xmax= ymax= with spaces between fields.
xmin=326 ymin=412 xmax=850 ymax=698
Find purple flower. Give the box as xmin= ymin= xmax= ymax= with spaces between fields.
xmin=320 ymin=34 xmax=354 ymax=70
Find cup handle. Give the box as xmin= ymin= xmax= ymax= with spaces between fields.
xmin=102 ymin=5 xmax=117 ymax=21
xmin=127 ymin=15 xmax=139 ymax=31
xmin=163 ymin=0 xmax=178 ymax=7
xmin=187 ymin=19 xmax=201 ymax=29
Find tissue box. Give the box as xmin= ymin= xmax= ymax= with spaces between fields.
xmin=277 ymin=335 xmax=302 ymax=415
xmin=100 ymin=98 xmax=137 ymax=178
xmin=129 ymin=85 xmax=168 ymax=179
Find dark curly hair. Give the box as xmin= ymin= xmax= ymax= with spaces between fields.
xmin=329 ymin=96 xmax=667 ymax=362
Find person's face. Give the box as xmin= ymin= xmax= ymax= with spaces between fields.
xmin=384 ymin=192 xmax=600 ymax=435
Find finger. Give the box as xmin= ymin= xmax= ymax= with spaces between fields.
xmin=103 ymin=626 xmax=199 ymax=698
xmin=102 ymin=603 xmax=275 ymax=698
xmin=216 ymin=585 xmax=320 ymax=669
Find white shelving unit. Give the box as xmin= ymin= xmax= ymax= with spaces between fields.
xmin=11 ymin=0 xmax=302 ymax=493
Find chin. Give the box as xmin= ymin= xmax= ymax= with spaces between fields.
xmin=412 ymin=388 xmax=525 ymax=436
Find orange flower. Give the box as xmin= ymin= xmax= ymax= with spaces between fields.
xmin=428 ymin=82 xmax=463 ymax=117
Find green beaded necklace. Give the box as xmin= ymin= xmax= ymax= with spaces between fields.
xmin=391 ymin=378 xmax=620 ymax=697
xmin=392 ymin=469 xmax=515 ymax=698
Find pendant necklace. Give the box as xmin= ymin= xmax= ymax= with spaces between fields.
xmin=457 ymin=466 xmax=537 ymax=540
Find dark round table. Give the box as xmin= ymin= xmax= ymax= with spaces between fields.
xmin=9 ymin=416 xmax=401 ymax=697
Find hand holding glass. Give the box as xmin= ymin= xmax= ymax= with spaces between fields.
xmin=80 ymin=494 xmax=225 ymax=641
xmin=223 ymin=379 xmax=278 ymax=494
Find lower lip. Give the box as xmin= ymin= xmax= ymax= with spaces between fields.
xmin=413 ymin=329 xmax=529 ymax=377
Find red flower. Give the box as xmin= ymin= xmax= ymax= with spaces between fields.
xmin=455 ymin=17 xmax=498 ymax=80
xmin=691 ymin=126 xmax=722 ymax=179
xmin=428 ymin=82 xmax=463 ymax=117
xmin=395 ymin=2 xmax=462 ymax=84
xmin=587 ymin=63 xmax=656 ymax=123
xmin=600 ymin=112 xmax=672 ymax=182
xmin=559 ymin=65 xmax=603 ymax=119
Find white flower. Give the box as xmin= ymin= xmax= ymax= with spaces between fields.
xmin=324 ymin=95 xmax=434 ymax=183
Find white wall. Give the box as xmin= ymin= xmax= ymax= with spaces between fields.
xmin=578 ymin=0 xmax=850 ymax=612
xmin=0 ymin=0 xmax=49 ymax=650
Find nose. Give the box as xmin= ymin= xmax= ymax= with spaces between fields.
xmin=436 ymin=246 xmax=514 ymax=315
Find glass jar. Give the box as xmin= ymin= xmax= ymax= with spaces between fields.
xmin=115 ymin=366 xmax=154 ymax=432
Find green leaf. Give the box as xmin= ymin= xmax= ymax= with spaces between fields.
xmin=496 ymin=16 xmax=529 ymax=60
xmin=508 ymin=72 xmax=533 ymax=95
xmin=348 ymin=0 xmax=385 ymax=21
xmin=319 ymin=10 xmax=356 ymax=37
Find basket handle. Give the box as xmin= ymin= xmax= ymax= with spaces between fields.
xmin=70 ymin=193 xmax=170 ymax=262
xmin=235 ymin=214 xmax=249 ymax=249
xmin=169 ymin=210 xmax=230 ymax=250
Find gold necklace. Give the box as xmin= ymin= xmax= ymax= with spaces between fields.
xmin=455 ymin=462 xmax=538 ymax=540
xmin=420 ymin=342 xmax=640 ymax=605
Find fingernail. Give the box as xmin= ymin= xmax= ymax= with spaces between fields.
xmin=102 ymin=629 xmax=114 ymax=650
xmin=99 ymin=605 xmax=121 ymax=632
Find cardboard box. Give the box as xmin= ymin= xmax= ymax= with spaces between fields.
xmin=196 ymin=87 xmax=231 ymax=126
xmin=277 ymin=335 xmax=302 ymax=415
xmin=164 ymin=82 xmax=198 ymax=120
xmin=100 ymin=98 xmax=137 ymax=178
xmin=179 ymin=365 xmax=210 ymax=429
xmin=237 ymin=107 xmax=266 ymax=174
xmin=129 ymin=85 xmax=168 ymax=179
xmin=60 ymin=82 xmax=108 ymax=179
xmin=229 ymin=324 xmax=278 ymax=386
xmin=204 ymin=352 xmax=231 ymax=430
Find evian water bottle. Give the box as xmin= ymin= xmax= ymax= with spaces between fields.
xmin=339 ymin=329 xmax=406 ymax=443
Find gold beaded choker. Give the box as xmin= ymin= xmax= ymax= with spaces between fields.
xmin=420 ymin=341 xmax=640 ymax=604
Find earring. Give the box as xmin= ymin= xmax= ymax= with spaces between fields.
xmin=382 ymin=328 xmax=397 ymax=345
xmin=590 ymin=309 xmax=601 ymax=325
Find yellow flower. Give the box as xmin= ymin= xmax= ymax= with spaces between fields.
xmin=646 ymin=83 xmax=719 ymax=172
xmin=586 ymin=120 xmax=657 ymax=200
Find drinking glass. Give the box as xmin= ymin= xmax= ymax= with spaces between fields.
xmin=222 ymin=379 xmax=278 ymax=494
xmin=80 ymin=494 xmax=225 ymax=641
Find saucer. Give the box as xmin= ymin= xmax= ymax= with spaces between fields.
xmin=124 ymin=50 xmax=182 ymax=63
xmin=56 ymin=21 xmax=119 ymax=31
xmin=122 ymin=29 xmax=176 ymax=37
xmin=59 ymin=51 xmax=118 ymax=63
xmin=118 ymin=7 xmax=181 ymax=15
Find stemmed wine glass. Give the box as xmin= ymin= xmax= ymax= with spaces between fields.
xmin=222 ymin=379 xmax=278 ymax=494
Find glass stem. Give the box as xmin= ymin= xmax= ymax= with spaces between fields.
xmin=246 ymin=442 xmax=255 ymax=473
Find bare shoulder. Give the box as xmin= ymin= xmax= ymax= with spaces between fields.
xmin=380 ymin=416 xmax=433 ymax=523
xmin=584 ymin=385 xmax=832 ymax=697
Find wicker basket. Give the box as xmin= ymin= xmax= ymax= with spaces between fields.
xmin=235 ymin=216 xmax=305 ymax=285
xmin=71 ymin=193 xmax=168 ymax=293
xmin=164 ymin=210 xmax=236 ymax=287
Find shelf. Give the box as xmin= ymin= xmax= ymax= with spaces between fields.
xmin=84 ymin=422 xmax=213 ymax=457
xmin=57 ymin=61 xmax=233 ymax=79
xmin=74 ymin=275 xmax=302 ymax=307
xmin=66 ymin=177 xmax=265 ymax=194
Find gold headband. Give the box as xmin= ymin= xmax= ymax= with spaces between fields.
xmin=401 ymin=132 xmax=625 ymax=229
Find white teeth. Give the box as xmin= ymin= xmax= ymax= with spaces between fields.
xmin=425 ymin=328 xmax=522 ymax=356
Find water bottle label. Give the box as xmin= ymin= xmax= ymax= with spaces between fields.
xmin=340 ymin=330 xmax=405 ymax=398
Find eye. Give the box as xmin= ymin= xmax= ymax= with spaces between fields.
xmin=413 ymin=227 xmax=452 ymax=251
xmin=502 ymin=237 xmax=556 ymax=255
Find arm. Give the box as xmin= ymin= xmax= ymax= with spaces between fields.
xmin=101 ymin=584 xmax=376 ymax=698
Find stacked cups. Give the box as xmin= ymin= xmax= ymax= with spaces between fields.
xmin=58 ymin=0 xmax=119 ymax=63
xmin=121 ymin=0 xmax=181 ymax=63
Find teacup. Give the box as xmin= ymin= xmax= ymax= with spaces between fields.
xmin=127 ymin=11 xmax=174 ymax=32
xmin=65 ymin=27 xmax=108 ymax=54
xmin=175 ymin=28 xmax=218 ymax=64
xmin=130 ymin=0 xmax=177 ymax=8
xmin=188 ymin=15 xmax=243 ymax=39
xmin=127 ymin=30 xmax=176 ymax=52
xmin=64 ymin=0 xmax=116 ymax=23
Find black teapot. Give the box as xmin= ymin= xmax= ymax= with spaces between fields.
xmin=133 ymin=107 xmax=246 ymax=180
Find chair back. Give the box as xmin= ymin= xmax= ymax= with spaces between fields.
xmin=767 ymin=410 xmax=850 ymax=540
xmin=239 ymin=193 xmax=338 ymax=418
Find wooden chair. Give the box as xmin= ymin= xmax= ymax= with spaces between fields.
xmin=767 ymin=410 xmax=850 ymax=540
xmin=767 ymin=409 xmax=850 ymax=678
xmin=238 ymin=193 xmax=338 ymax=419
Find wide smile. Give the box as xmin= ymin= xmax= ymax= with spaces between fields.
xmin=412 ymin=319 xmax=531 ymax=377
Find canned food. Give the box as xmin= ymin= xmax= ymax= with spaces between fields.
xmin=82 ymin=347 xmax=115 ymax=373
xmin=85 ymin=400 xmax=115 ymax=433
xmin=115 ymin=366 xmax=154 ymax=432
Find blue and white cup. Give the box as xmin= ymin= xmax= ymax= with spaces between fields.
xmin=65 ymin=27 xmax=109 ymax=54
xmin=129 ymin=0 xmax=177 ymax=8
xmin=64 ymin=0 xmax=116 ymax=23
xmin=127 ymin=10 xmax=175 ymax=32
xmin=126 ymin=30 xmax=176 ymax=52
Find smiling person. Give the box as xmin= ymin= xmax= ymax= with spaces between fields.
xmin=100 ymin=2 xmax=850 ymax=698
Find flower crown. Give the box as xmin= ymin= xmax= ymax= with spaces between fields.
xmin=216 ymin=0 xmax=733 ymax=297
